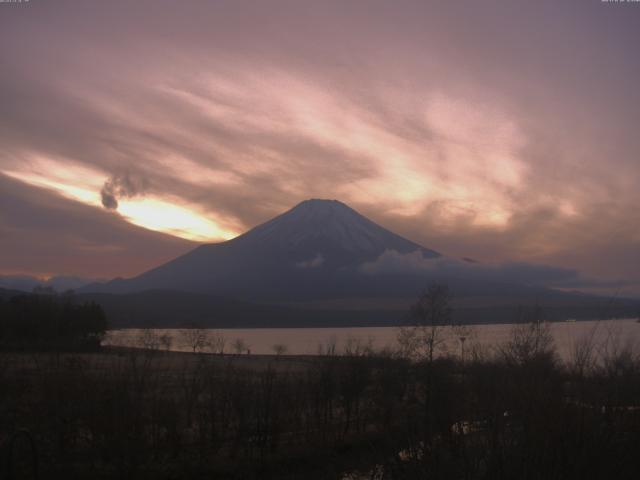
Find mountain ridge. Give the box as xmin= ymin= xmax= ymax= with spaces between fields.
xmin=81 ymin=199 xmax=441 ymax=299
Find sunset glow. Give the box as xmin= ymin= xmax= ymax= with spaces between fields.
xmin=2 ymin=160 xmax=237 ymax=242
xmin=117 ymin=197 xmax=236 ymax=242
xmin=1 ymin=0 xmax=638 ymax=293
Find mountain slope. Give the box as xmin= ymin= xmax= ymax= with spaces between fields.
xmin=78 ymin=198 xmax=640 ymax=324
xmin=84 ymin=199 xmax=441 ymax=300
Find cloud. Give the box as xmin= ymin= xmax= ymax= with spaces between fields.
xmin=359 ymin=249 xmax=621 ymax=290
xmin=0 ymin=174 xmax=194 ymax=279
xmin=100 ymin=173 xmax=148 ymax=210
xmin=0 ymin=0 xmax=638 ymax=293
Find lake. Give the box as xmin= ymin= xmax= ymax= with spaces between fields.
xmin=104 ymin=318 xmax=640 ymax=362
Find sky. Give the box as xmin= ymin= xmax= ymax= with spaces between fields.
xmin=1 ymin=0 xmax=639 ymax=295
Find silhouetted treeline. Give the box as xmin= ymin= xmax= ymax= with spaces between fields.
xmin=0 ymin=290 xmax=107 ymax=351
xmin=74 ymin=288 xmax=640 ymax=328
xmin=1 ymin=335 xmax=639 ymax=479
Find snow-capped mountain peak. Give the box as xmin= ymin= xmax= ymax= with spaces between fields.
xmin=232 ymin=199 xmax=439 ymax=259
xmin=82 ymin=199 xmax=439 ymax=297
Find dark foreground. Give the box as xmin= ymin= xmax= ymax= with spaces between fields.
xmin=1 ymin=339 xmax=640 ymax=480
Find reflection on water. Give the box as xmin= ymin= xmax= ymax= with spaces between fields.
xmin=104 ymin=318 xmax=640 ymax=361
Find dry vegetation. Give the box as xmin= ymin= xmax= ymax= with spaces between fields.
xmin=2 ymin=287 xmax=639 ymax=479
xmin=1 ymin=323 xmax=640 ymax=479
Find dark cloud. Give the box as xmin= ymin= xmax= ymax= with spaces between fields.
xmin=100 ymin=173 xmax=148 ymax=210
xmin=101 ymin=191 xmax=118 ymax=210
xmin=0 ymin=174 xmax=194 ymax=279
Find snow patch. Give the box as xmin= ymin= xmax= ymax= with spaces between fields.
xmin=296 ymin=253 xmax=325 ymax=268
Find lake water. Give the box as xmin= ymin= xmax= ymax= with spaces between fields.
xmin=104 ymin=318 xmax=640 ymax=362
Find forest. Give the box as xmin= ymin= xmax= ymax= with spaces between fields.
xmin=0 ymin=289 xmax=107 ymax=351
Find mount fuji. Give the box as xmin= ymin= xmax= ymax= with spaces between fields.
xmin=84 ymin=199 xmax=442 ymax=301
xmin=79 ymin=199 xmax=639 ymax=326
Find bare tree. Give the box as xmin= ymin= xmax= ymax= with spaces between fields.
xmin=343 ymin=336 xmax=374 ymax=357
xmin=399 ymin=284 xmax=453 ymax=362
xmin=452 ymin=324 xmax=475 ymax=364
xmin=137 ymin=329 xmax=160 ymax=352
xmin=317 ymin=336 xmax=337 ymax=356
xmin=159 ymin=333 xmax=173 ymax=352
xmin=500 ymin=304 xmax=555 ymax=366
xmin=208 ymin=331 xmax=226 ymax=355
xmin=272 ymin=344 xmax=288 ymax=356
xmin=569 ymin=324 xmax=599 ymax=377
xmin=180 ymin=328 xmax=209 ymax=353
xmin=232 ymin=338 xmax=247 ymax=355
xmin=397 ymin=325 xmax=421 ymax=359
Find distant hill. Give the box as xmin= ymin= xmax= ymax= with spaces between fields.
xmin=0 ymin=287 xmax=25 ymax=300
xmin=2 ymin=285 xmax=637 ymax=328
xmin=0 ymin=275 xmax=102 ymax=293
xmin=77 ymin=290 xmax=389 ymax=328
xmin=78 ymin=289 xmax=639 ymax=329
